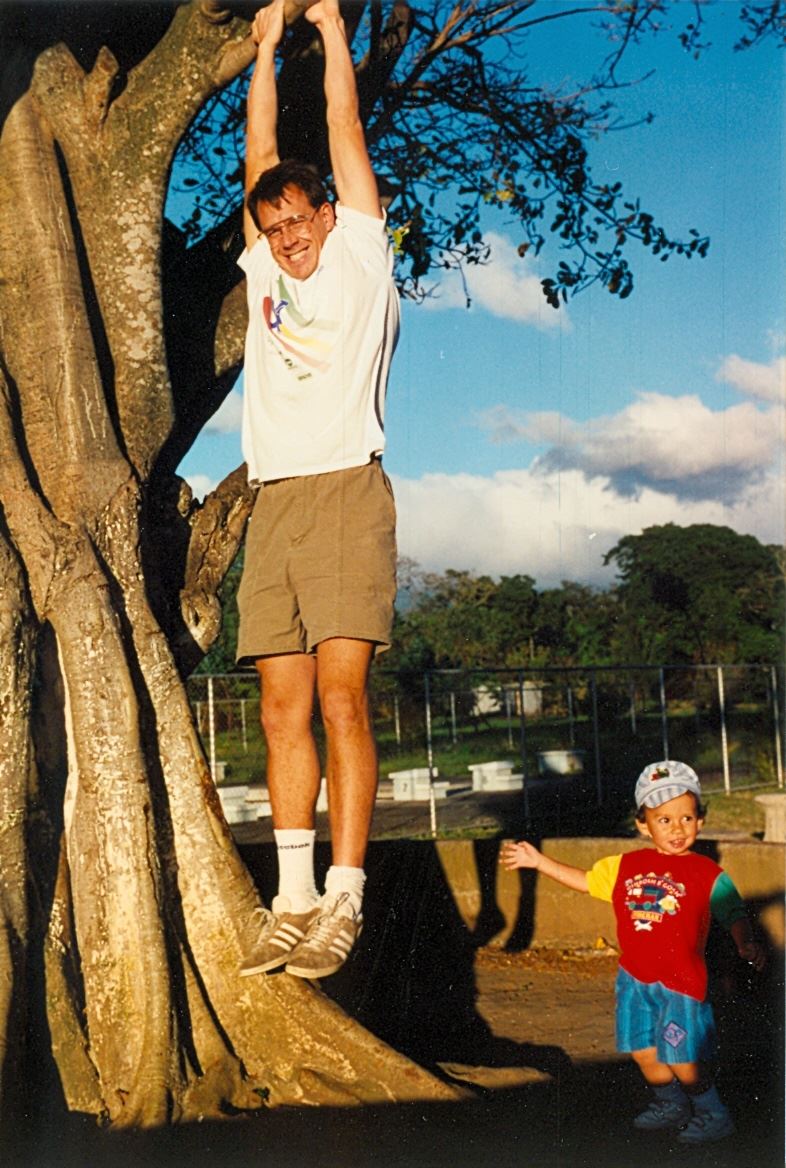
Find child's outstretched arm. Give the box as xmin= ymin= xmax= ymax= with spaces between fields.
xmin=730 ymin=917 xmax=767 ymax=972
xmin=500 ymin=839 xmax=589 ymax=893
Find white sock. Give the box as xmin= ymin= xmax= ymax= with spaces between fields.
xmin=274 ymin=829 xmax=318 ymax=911
xmin=324 ymin=865 xmax=365 ymax=918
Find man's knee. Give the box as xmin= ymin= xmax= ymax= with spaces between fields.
xmin=260 ymin=691 xmax=312 ymax=740
xmin=319 ymin=683 xmax=370 ymax=736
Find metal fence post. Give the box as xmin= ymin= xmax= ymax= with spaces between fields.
xmin=517 ymin=671 xmax=531 ymax=823
xmin=717 ymin=664 xmax=731 ymax=794
xmin=782 ymin=662 xmax=786 ymax=789
xmin=505 ymin=688 xmax=514 ymax=749
xmin=393 ymin=693 xmax=401 ymax=749
xmin=240 ymin=698 xmax=248 ymax=754
xmin=629 ymin=679 xmax=637 ymax=735
xmin=567 ymin=683 xmax=575 ymax=747
xmin=659 ymin=667 xmax=669 ymax=760
xmin=770 ymin=665 xmax=784 ymax=788
xmin=424 ymin=672 xmax=437 ymax=838
xmin=207 ymin=675 xmax=217 ymax=783
xmin=450 ymin=691 xmax=458 ymax=745
xmin=590 ymin=670 xmax=602 ymax=806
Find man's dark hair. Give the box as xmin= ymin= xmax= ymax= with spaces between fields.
xmin=247 ymin=159 xmax=330 ymax=230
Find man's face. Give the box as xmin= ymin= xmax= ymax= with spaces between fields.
xmin=256 ymin=185 xmax=335 ymax=280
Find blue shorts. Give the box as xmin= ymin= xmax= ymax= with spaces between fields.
xmin=615 ymin=968 xmax=716 ymax=1064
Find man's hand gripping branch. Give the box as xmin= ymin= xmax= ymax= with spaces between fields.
xmin=243 ymin=0 xmax=381 ymax=252
xmin=304 ymin=0 xmax=381 ymax=219
xmin=243 ymin=0 xmax=286 ymax=248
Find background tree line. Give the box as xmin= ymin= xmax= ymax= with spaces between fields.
xmin=201 ymin=523 xmax=785 ymax=676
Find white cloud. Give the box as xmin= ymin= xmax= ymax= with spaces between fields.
xmin=421 ymin=351 xmax=786 ymax=583
xmin=182 ymin=473 xmax=217 ymax=501
xmin=716 ymin=353 xmax=786 ymax=403
xmin=479 ymin=390 xmax=783 ymax=504
xmin=419 ymin=231 xmax=564 ymax=330
xmin=392 ymin=464 xmax=784 ymax=588
xmin=204 ymin=389 xmax=243 ymax=433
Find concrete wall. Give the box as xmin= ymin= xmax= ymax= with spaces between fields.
xmin=435 ymin=837 xmax=785 ymax=951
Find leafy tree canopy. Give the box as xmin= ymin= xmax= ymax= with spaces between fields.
xmin=169 ymin=0 xmax=737 ymax=307
xmin=604 ymin=523 xmax=785 ymax=665
xmin=376 ymin=525 xmax=784 ymax=675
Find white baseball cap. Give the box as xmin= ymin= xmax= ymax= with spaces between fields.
xmin=635 ymin=760 xmax=702 ymax=810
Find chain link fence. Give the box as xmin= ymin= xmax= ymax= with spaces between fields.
xmin=187 ymin=663 xmax=784 ymax=808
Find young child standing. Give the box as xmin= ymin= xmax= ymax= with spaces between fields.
xmin=500 ymin=760 xmax=766 ymax=1144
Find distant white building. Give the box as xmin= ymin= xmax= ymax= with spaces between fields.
xmin=472 ymin=682 xmax=543 ymax=718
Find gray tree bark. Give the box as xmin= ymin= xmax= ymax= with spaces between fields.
xmin=0 ymin=0 xmax=457 ymax=1127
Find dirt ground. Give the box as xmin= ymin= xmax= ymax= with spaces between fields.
xmin=7 ymin=942 xmax=783 ymax=1168
xmin=466 ymin=946 xmax=621 ymax=1082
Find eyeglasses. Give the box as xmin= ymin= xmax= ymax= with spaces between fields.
xmin=258 ymin=206 xmax=322 ymax=245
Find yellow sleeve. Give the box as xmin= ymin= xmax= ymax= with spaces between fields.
xmin=585 ymin=855 xmax=622 ymax=902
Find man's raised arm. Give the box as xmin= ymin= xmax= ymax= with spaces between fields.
xmin=306 ymin=1 xmax=382 ymax=220
xmin=244 ymin=0 xmax=285 ymax=250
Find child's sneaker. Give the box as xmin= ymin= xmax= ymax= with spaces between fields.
xmin=676 ymin=1084 xmax=735 ymax=1144
xmin=239 ymin=896 xmax=319 ymax=976
xmin=285 ymin=892 xmax=362 ymax=979
xmin=676 ymin=1109 xmax=735 ymax=1144
xmin=633 ymin=1098 xmax=692 ymax=1131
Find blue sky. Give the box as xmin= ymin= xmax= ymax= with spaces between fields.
xmin=176 ymin=1 xmax=785 ymax=589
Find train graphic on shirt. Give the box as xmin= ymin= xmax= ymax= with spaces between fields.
xmin=623 ymin=872 xmax=686 ymax=932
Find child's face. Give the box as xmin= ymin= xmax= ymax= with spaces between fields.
xmin=636 ymin=792 xmax=704 ymax=856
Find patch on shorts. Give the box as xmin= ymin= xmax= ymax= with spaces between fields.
xmin=662 ymin=1020 xmax=688 ymax=1050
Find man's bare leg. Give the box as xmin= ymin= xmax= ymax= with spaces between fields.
xmin=283 ymin=637 xmax=375 ymax=979
xmin=256 ymin=653 xmax=321 ymax=827
xmin=257 ymin=653 xmax=321 ymax=908
xmin=239 ymin=654 xmax=323 ymax=976
xmin=315 ymin=637 xmax=377 ymax=868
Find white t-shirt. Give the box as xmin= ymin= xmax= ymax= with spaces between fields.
xmin=238 ymin=204 xmax=399 ymax=483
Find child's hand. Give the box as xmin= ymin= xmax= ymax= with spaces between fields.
xmin=737 ymin=938 xmax=767 ymax=972
xmin=499 ymin=839 xmax=542 ymax=871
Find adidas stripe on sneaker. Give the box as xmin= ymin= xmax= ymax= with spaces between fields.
xmin=239 ymin=898 xmax=319 ymax=976
xmin=285 ymin=893 xmax=362 ymax=979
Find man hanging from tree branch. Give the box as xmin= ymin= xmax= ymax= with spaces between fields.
xmin=236 ymin=0 xmax=399 ymax=980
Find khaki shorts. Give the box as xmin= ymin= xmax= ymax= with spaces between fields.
xmin=236 ymin=459 xmax=397 ymax=662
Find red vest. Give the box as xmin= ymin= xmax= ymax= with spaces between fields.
xmin=612 ymin=849 xmax=723 ymax=1000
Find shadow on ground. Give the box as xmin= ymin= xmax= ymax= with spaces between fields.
xmin=5 ymin=1053 xmax=782 ymax=1168
xmin=242 ymin=837 xmax=568 ymax=1076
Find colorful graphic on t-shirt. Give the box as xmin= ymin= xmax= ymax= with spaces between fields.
xmin=623 ymin=871 xmax=686 ymax=932
xmin=262 ymin=275 xmax=339 ymax=375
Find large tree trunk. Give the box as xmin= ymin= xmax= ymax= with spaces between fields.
xmin=0 ymin=1 xmax=457 ymax=1127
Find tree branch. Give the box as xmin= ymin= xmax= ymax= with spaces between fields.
xmin=28 ymin=3 xmax=260 ymax=481
xmin=178 ymin=466 xmax=256 ymax=666
xmin=357 ymin=2 xmax=413 ymax=124
xmin=0 ymin=90 xmax=130 ymax=524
